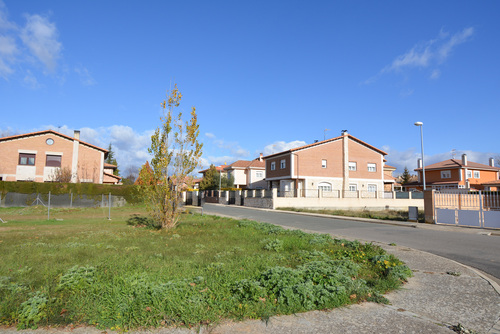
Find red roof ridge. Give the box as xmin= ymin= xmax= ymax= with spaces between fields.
xmin=0 ymin=129 xmax=108 ymax=153
xmin=263 ymin=133 xmax=387 ymax=159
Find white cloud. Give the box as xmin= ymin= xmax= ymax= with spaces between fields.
xmin=205 ymin=132 xmax=215 ymax=139
xmin=74 ymin=66 xmax=96 ymax=86
xmin=367 ymin=27 xmax=474 ymax=84
xmin=20 ymin=14 xmax=62 ymax=72
xmin=41 ymin=124 xmax=154 ymax=174
xmin=23 ymin=70 xmax=40 ymax=88
xmin=438 ymin=27 xmax=474 ymax=60
xmin=430 ymin=69 xmax=441 ymax=80
xmin=0 ymin=3 xmax=17 ymax=78
xmin=262 ymin=140 xmax=307 ymax=156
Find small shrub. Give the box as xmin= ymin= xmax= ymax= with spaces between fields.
xmin=126 ymin=214 xmax=159 ymax=229
xmin=17 ymin=291 xmax=48 ymax=329
xmin=58 ymin=265 xmax=96 ymax=291
xmin=262 ymin=239 xmax=284 ymax=252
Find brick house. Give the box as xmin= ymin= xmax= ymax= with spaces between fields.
xmin=103 ymin=163 xmax=122 ymax=184
xmin=264 ymin=132 xmax=388 ymax=195
xmin=406 ymin=154 xmax=500 ymax=191
xmin=223 ymin=155 xmax=266 ymax=189
xmin=383 ymin=163 xmax=399 ymax=191
xmin=0 ymin=129 xmax=117 ymax=184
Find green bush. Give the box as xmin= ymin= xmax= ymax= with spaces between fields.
xmin=0 ymin=181 xmax=142 ymax=204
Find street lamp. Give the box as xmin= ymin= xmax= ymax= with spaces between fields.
xmin=414 ymin=122 xmax=426 ymax=190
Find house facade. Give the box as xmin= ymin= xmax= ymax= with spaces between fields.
xmin=264 ymin=132 xmax=387 ymax=195
xmin=0 ymin=130 xmax=112 ymax=184
xmin=224 ymin=155 xmax=266 ymax=189
xmin=103 ymin=163 xmax=122 ymax=184
xmin=383 ymin=164 xmax=399 ymax=191
xmin=406 ymin=154 xmax=500 ymax=191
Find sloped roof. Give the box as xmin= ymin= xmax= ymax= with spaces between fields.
xmin=199 ymin=165 xmax=226 ymax=174
xmin=263 ymin=133 xmax=387 ymax=159
xmin=103 ymin=172 xmax=122 ymax=181
xmin=104 ymin=163 xmax=117 ymax=168
xmin=0 ymin=129 xmax=108 ymax=153
xmin=482 ymin=180 xmax=500 ymax=186
xmin=224 ymin=159 xmax=265 ymax=170
xmin=384 ymin=164 xmax=396 ymax=170
xmin=415 ymin=159 xmax=500 ymax=172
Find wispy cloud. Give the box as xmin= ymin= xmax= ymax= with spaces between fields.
xmin=20 ymin=14 xmax=62 ymax=72
xmin=365 ymin=27 xmax=474 ymax=84
xmin=23 ymin=70 xmax=40 ymax=89
xmin=74 ymin=65 xmax=96 ymax=86
xmin=262 ymin=140 xmax=307 ymax=156
xmin=207 ymin=133 xmax=250 ymax=158
xmin=41 ymin=124 xmax=154 ymax=174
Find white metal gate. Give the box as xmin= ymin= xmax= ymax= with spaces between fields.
xmin=434 ymin=190 xmax=500 ymax=229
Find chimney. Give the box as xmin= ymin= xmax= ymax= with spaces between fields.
xmin=259 ymin=153 xmax=263 ymax=162
xmin=74 ymin=130 xmax=80 ymax=140
xmin=462 ymin=154 xmax=467 ymax=166
xmin=490 ymin=157 xmax=495 ymax=167
xmin=417 ymin=158 xmax=422 ymax=169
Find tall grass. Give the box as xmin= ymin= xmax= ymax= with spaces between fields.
xmin=0 ymin=206 xmax=411 ymax=330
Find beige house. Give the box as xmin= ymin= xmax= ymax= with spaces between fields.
xmin=224 ymin=155 xmax=266 ymax=189
xmin=103 ymin=163 xmax=122 ymax=184
xmin=0 ymin=129 xmax=118 ymax=184
xmin=264 ymin=132 xmax=388 ymax=195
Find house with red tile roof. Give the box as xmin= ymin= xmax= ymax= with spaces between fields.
xmin=406 ymin=154 xmax=500 ymax=191
xmin=223 ymin=155 xmax=266 ymax=189
xmin=0 ymin=129 xmax=118 ymax=184
xmin=264 ymin=131 xmax=388 ymax=195
xmin=383 ymin=163 xmax=400 ymax=191
xmin=103 ymin=163 xmax=122 ymax=184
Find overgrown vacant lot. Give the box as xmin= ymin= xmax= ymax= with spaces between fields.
xmin=0 ymin=206 xmax=411 ymax=331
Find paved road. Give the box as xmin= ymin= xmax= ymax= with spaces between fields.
xmin=202 ymin=204 xmax=500 ymax=281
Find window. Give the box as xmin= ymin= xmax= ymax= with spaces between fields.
xmin=367 ymin=163 xmax=376 ymax=172
xmin=270 ymin=162 xmax=276 ymax=171
xmin=474 ymin=171 xmax=480 ymax=179
xmin=19 ymin=153 xmax=35 ymax=165
xmin=322 ymin=159 xmax=327 ymax=168
xmin=46 ymin=138 xmax=54 ymax=145
xmin=318 ymin=182 xmax=332 ymax=192
xmin=280 ymin=159 xmax=286 ymax=169
xmin=367 ymin=184 xmax=377 ymax=192
xmin=349 ymin=162 xmax=357 ymax=171
xmin=441 ymin=170 xmax=451 ymax=179
xmin=349 ymin=184 xmax=357 ymax=191
xmin=46 ymin=155 xmax=61 ymax=167
xmin=256 ymin=171 xmax=263 ymax=178
xmin=466 ymin=170 xmax=472 ymax=179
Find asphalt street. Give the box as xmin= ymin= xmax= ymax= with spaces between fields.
xmin=201 ymin=204 xmax=500 ymax=281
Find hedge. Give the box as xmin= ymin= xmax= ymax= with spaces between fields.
xmin=0 ymin=181 xmax=142 ymax=204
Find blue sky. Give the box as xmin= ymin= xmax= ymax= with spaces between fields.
xmin=1 ymin=0 xmax=499 ymax=176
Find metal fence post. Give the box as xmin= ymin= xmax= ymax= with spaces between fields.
xmin=479 ymin=190 xmax=484 ymax=228
xmin=70 ymin=191 xmax=73 ymax=208
xmin=108 ymin=193 xmax=111 ymax=220
xmin=48 ymin=191 xmax=51 ymax=220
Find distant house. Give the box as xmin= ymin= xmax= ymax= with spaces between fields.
xmin=223 ymin=155 xmax=266 ymax=189
xmin=103 ymin=163 xmax=122 ymax=184
xmin=383 ymin=163 xmax=400 ymax=191
xmin=0 ymin=129 xmax=118 ymax=184
xmin=263 ymin=131 xmax=388 ymax=194
xmin=198 ymin=165 xmax=228 ymax=179
xmin=406 ymin=154 xmax=500 ymax=191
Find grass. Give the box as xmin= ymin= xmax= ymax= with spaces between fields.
xmin=277 ymin=207 xmax=425 ymax=222
xmin=0 ymin=205 xmax=412 ymax=331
